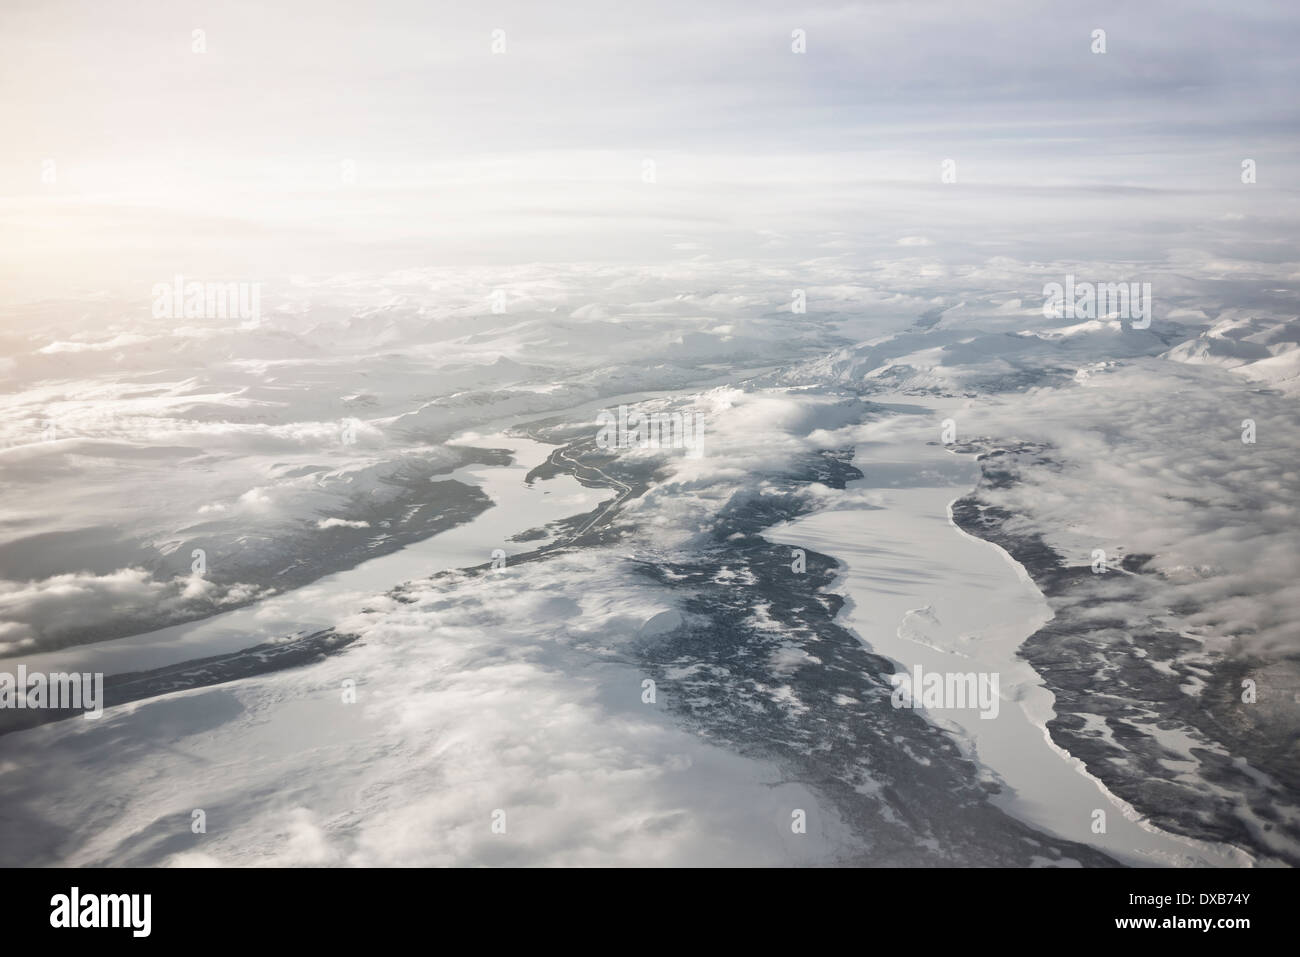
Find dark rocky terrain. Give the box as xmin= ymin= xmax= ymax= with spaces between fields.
xmin=952 ymin=442 xmax=1300 ymax=865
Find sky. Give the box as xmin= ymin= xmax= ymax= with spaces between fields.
xmin=2 ymin=0 xmax=1299 ymax=293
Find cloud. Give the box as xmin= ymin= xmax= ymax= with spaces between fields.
xmin=0 ymin=568 xmax=267 ymax=654
xmin=953 ymin=359 xmax=1300 ymax=659
xmin=0 ymin=551 xmax=850 ymax=866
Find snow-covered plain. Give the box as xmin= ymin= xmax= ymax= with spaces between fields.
xmin=3 ymin=253 xmax=1299 ymax=866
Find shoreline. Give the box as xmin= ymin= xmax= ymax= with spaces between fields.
xmin=0 ymin=433 xmax=604 ymax=682
xmin=949 ymin=443 xmax=1298 ymax=866
xmin=768 ymin=396 xmax=1252 ymax=867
